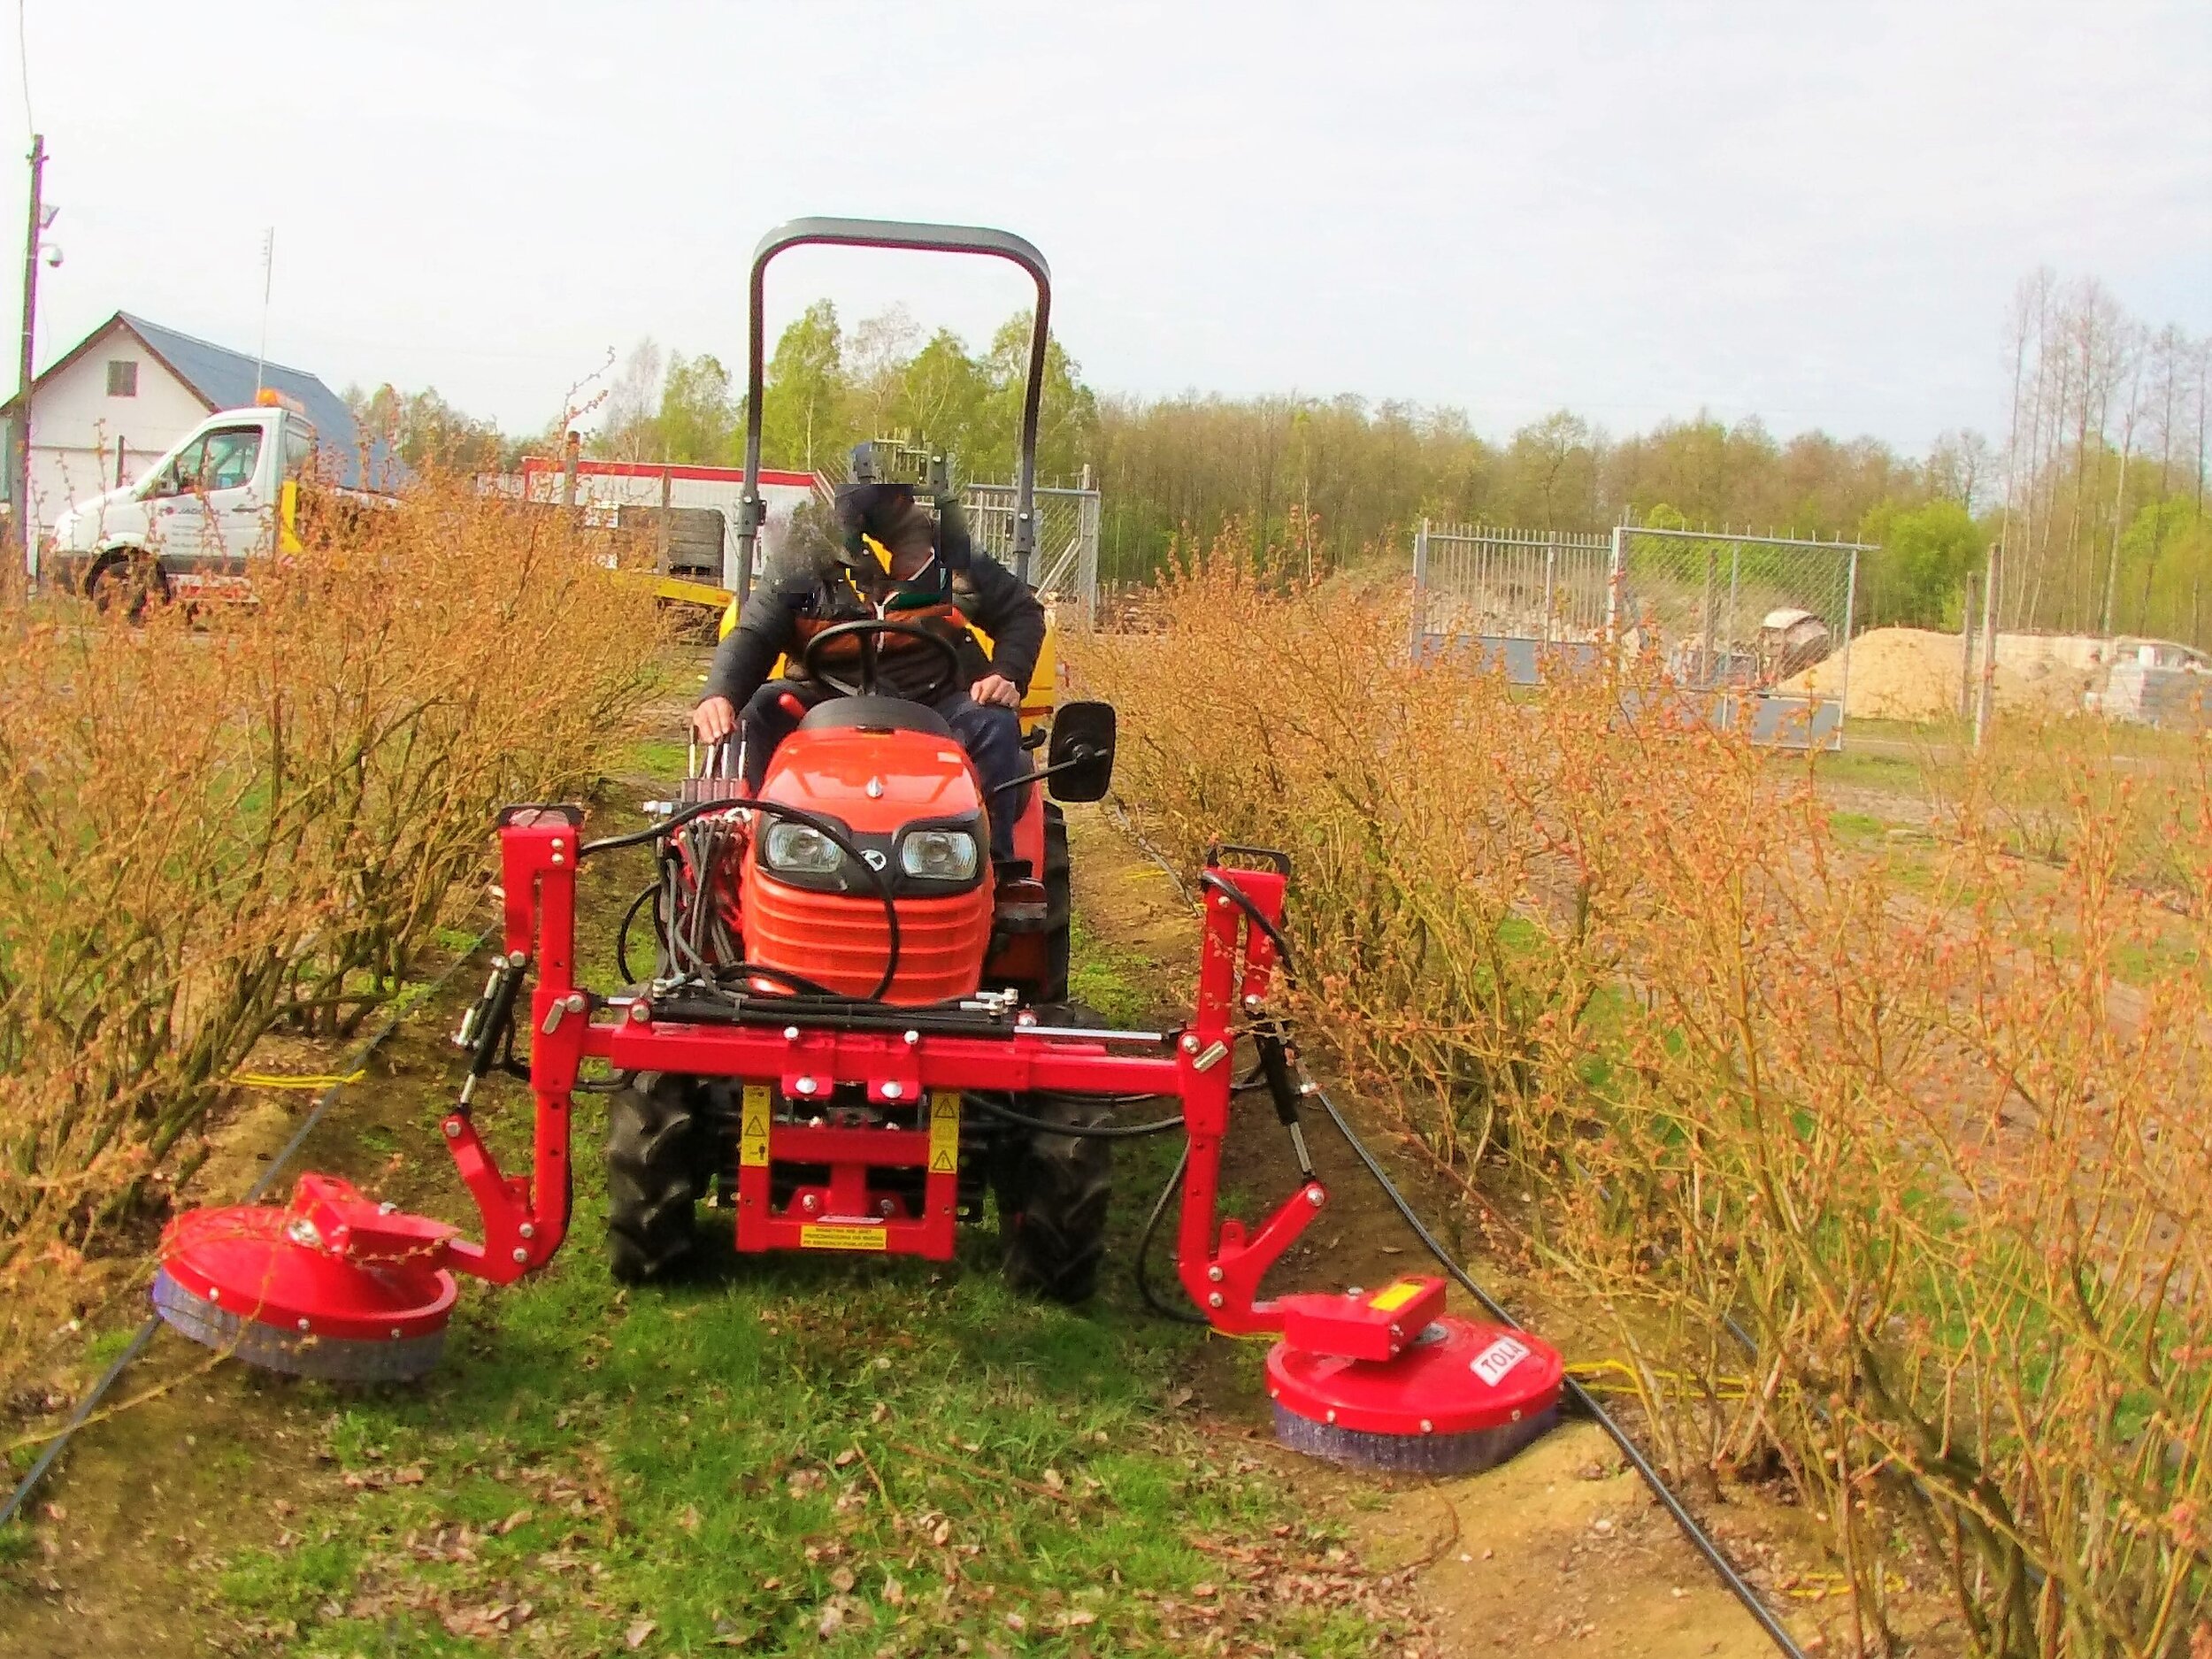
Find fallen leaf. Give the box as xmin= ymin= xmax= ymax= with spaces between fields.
xmin=1041 ymin=1467 xmax=1064 ymax=1492
xmin=817 ymin=1605 xmax=845 ymax=1638
xmin=679 ymin=1504 xmax=701 ymax=1533
xmin=1004 ymin=1612 xmax=1027 ymax=1632
xmin=497 ymin=1509 xmax=533 ymax=1535
xmin=394 ymin=1465 xmax=426 ymax=1486
xmin=625 ymin=1617 xmax=656 ymax=1649
xmin=884 ymin=1574 xmax=905 ymax=1606
xmin=833 ymin=1448 xmax=859 ymax=1469
xmin=830 ymin=1565 xmax=856 ymax=1593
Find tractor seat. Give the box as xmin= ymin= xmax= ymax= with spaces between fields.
xmin=796 ymin=695 xmax=954 ymax=739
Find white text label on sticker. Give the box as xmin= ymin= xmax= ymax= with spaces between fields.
xmin=1471 ymin=1334 xmax=1530 ymax=1386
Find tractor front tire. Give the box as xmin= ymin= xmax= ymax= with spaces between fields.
xmin=996 ymin=1005 xmax=1112 ymax=1304
xmin=606 ymin=1071 xmax=704 ymax=1283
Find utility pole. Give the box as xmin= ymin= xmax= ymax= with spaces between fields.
xmin=12 ymin=134 xmax=45 ymax=573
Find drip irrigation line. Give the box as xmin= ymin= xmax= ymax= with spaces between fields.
xmin=1301 ymin=1074 xmax=1809 ymax=1659
xmin=2 ymin=925 xmax=499 ymax=1532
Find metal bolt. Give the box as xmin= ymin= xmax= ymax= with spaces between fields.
xmin=508 ymin=951 xmax=529 ymax=969
xmin=519 ymin=1223 xmax=535 ymax=1240
xmin=1420 ymin=1418 xmax=1434 ymax=1434
xmin=1388 ymin=1324 xmax=1402 ymax=1338
xmin=803 ymin=1194 xmax=820 ymax=1213
xmin=903 ymin=1029 xmax=920 ymax=1047
xmin=630 ymin=1002 xmax=650 ymax=1024
xmin=879 ymin=1199 xmax=895 ymax=1216
xmin=1305 ymin=1187 xmax=1325 ymax=1207
xmin=1325 ymin=1408 xmax=1337 ymax=1425
xmin=1348 ymin=1286 xmax=1363 ymax=1296
xmin=564 ymin=993 xmax=586 ymax=1014
xmin=444 ymin=1121 xmax=462 ymax=1138
xmin=551 ymin=837 xmax=565 ymax=851
xmin=512 ymin=1247 xmax=529 ymax=1263
xmin=391 ymin=1328 xmax=404 ymax=1340
xmin=207 ymin=1286 xmax=220 ymax=1303
xmin=379 ymin=1201 xmax=398 ymax=1214
xmin=1179 ymin=1033 xmax=1200 ymax=1054
xmin=1243 ymin=993 xmax=1262 ymax=1010
xmin=550 ymin=854 xmax=564 ymax=866
xmin=1511 ymin=1409 xmax=1524 ymax=1422
xmin=297 ymin=1318 xmax=311 ymax=1333
xmin=881 ymin=1081 xmax=902 ymax=1101
xmin=795 ymin=1076 xmax=817 ymax=1095
xmin=784 ymin=1025 xmax=801 ymax=1042
xmin=1206 ymin=1265 xmax=1224 ymax=1283
xmin=1207 ymin=1292 xmax=1224 ymax=1308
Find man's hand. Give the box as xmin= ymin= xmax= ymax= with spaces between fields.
xmin=693 ymin=695 xmax=738 ymax=744
xmin=970 ymin=674 xmax=1021 ymax=710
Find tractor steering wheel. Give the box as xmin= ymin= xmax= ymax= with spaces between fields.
xmin=799 ymin=618 xmax=964 ymax=703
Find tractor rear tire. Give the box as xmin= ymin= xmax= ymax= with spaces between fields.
xmin=1040 ymin=802 xmax=1071 ymax=1006
xmin=996 ymin=1003 xmax=1112 ymax=1304
xmin=606 ymin=1071 xmax=705 ymax=1283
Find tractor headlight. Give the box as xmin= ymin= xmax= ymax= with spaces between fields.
xmin=900 ymin=828 xmax=979 ymax=881
xmin=763 ymin=822 xmax=844 ymax=875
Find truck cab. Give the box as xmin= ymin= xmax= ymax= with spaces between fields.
xmin=41 ymin=401 xmax=322 ymax=605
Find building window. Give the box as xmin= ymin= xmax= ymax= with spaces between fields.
xmin=106 ymin=359 xmax=139 ymax=397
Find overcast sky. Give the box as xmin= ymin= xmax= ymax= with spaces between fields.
xmin=8 ymin=1 xmax=2208 ymax=453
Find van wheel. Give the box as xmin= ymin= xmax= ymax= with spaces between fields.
xmin=88 ymin=554 xmax=165 ymax=620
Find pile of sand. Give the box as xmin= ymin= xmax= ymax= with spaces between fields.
xmin=1785 ymin=627 xmax=2098 ymax=721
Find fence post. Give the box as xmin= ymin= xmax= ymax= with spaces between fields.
xmin=1543 ymin=532 xmax=1557 ymax=644
xmin=1958 ymin=572 xmax=1978 ymax=720
xmin=1974 ymin=542 xmax=2001 ymax=750
xmin=1836 ymin=545 xmax=1860 ymax=748
xmin=1605 ymin=524 xmax=1624 ymax=659
xmin=657 ymin=465 xmax=672 ymax=573
xmin=559 ymin=430 xmax=580 ymax=513
xmin=1410 ymin=518 xmax=1430 ymax=655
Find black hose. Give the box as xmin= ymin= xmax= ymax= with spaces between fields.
xmin=615 ymin=880 xmax=656 ymax=984
xmin=592 ymin=795 xmax=903 ymax=1002
xmin=1171 ymin=882 xmax=1804 ymax=1655
xmin=1301 ymin=1073 xmax=1809 ymax=1659
xmin=970 ymin=1092 xmax=1185 ymax=1140
xmin=1135 ymin=1143 xmax=1207 ymax=1325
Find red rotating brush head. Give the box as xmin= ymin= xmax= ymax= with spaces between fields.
xmin=1268 ymin=1286 xmax=1563 ymax=1474
xmin=154 ymin=1174 xmax=459 ymax=1382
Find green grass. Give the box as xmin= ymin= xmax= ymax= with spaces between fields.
xmin=211 ymin=902 xmax=1392 ymax=1655
xmin=624 ymin=737 xmax=692 ymax=780
xmin=1064 ymin=917 xmax=1149 ymax=1029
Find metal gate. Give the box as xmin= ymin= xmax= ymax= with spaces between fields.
xmin=963 ymin=481 xmax=1102 ymax=628
xmin=1412 ymin=520 xmax=1870 ymax=749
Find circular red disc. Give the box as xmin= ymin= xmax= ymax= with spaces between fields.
xmin=159 ymin=1202 xmax=457 ymax=1343
xmin=1267 ymin=1315 xmax=1563 ymax=1437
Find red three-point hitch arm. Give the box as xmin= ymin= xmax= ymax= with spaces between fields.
xmin=423 ymin=809 xmax=1328 ymax=1333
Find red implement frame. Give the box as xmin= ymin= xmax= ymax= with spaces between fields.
xmin=426 ymin=810 xmax=1327 ymax=1340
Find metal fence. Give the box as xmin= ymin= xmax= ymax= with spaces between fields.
xmin=1412 ymin=520 xmax=1870 ymax=748
xmin=964 ymin=482 xmax=1102 ymax=628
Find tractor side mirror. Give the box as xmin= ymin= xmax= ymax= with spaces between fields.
xmin=1042 ymin=701 xmax=1115 ymax=803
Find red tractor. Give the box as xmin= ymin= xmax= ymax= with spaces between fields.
xmin=153 ymin=219 xmax=1563 ymax=1476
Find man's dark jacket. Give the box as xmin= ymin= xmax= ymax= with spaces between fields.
xmin=703 ymin=528 xmax=1047 ymax=709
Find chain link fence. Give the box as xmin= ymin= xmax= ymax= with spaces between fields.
xmin=1413 ymin=520 xmax=1870 ymax=748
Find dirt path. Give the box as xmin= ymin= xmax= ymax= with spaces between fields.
xmin=1066 ymin=805 xmax=1812 ymax=1659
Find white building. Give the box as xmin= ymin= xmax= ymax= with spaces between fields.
xmin=3 ymin=311 xmax=373 ymax=553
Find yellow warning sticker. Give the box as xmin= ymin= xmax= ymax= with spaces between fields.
xmin=1367 ymin=1279 xmax=1427 ymax=1314
xmin=801 ymin=1224 xmax=888 ymax=1252
xmin=927 ymin=1090 xmax=961 ymax=1175
xmin=739 ymin=1084 xmax=771 ymax=1169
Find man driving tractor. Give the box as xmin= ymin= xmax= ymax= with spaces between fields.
xmin=692 ymin=464 xmax=1047 ymax=909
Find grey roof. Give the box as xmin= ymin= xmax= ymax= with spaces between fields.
xmin=116 ymin=312 xmax=397 ymax=490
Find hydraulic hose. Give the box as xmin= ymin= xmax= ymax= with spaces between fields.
xmin=1135 ymin=1143 xmax=1207 ymax=1326
xmin=1184 ymin=862 xmax=1807 ymax=1657
xmin=971 ymin=1091 xmax=1185 ymax=1140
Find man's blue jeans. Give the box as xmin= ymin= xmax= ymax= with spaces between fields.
xmin=740 ymin=680 xmax=1032 ymax=867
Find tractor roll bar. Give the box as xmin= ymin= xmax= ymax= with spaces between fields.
xmin=736 ymin=217 xmax=1055 ymax=600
